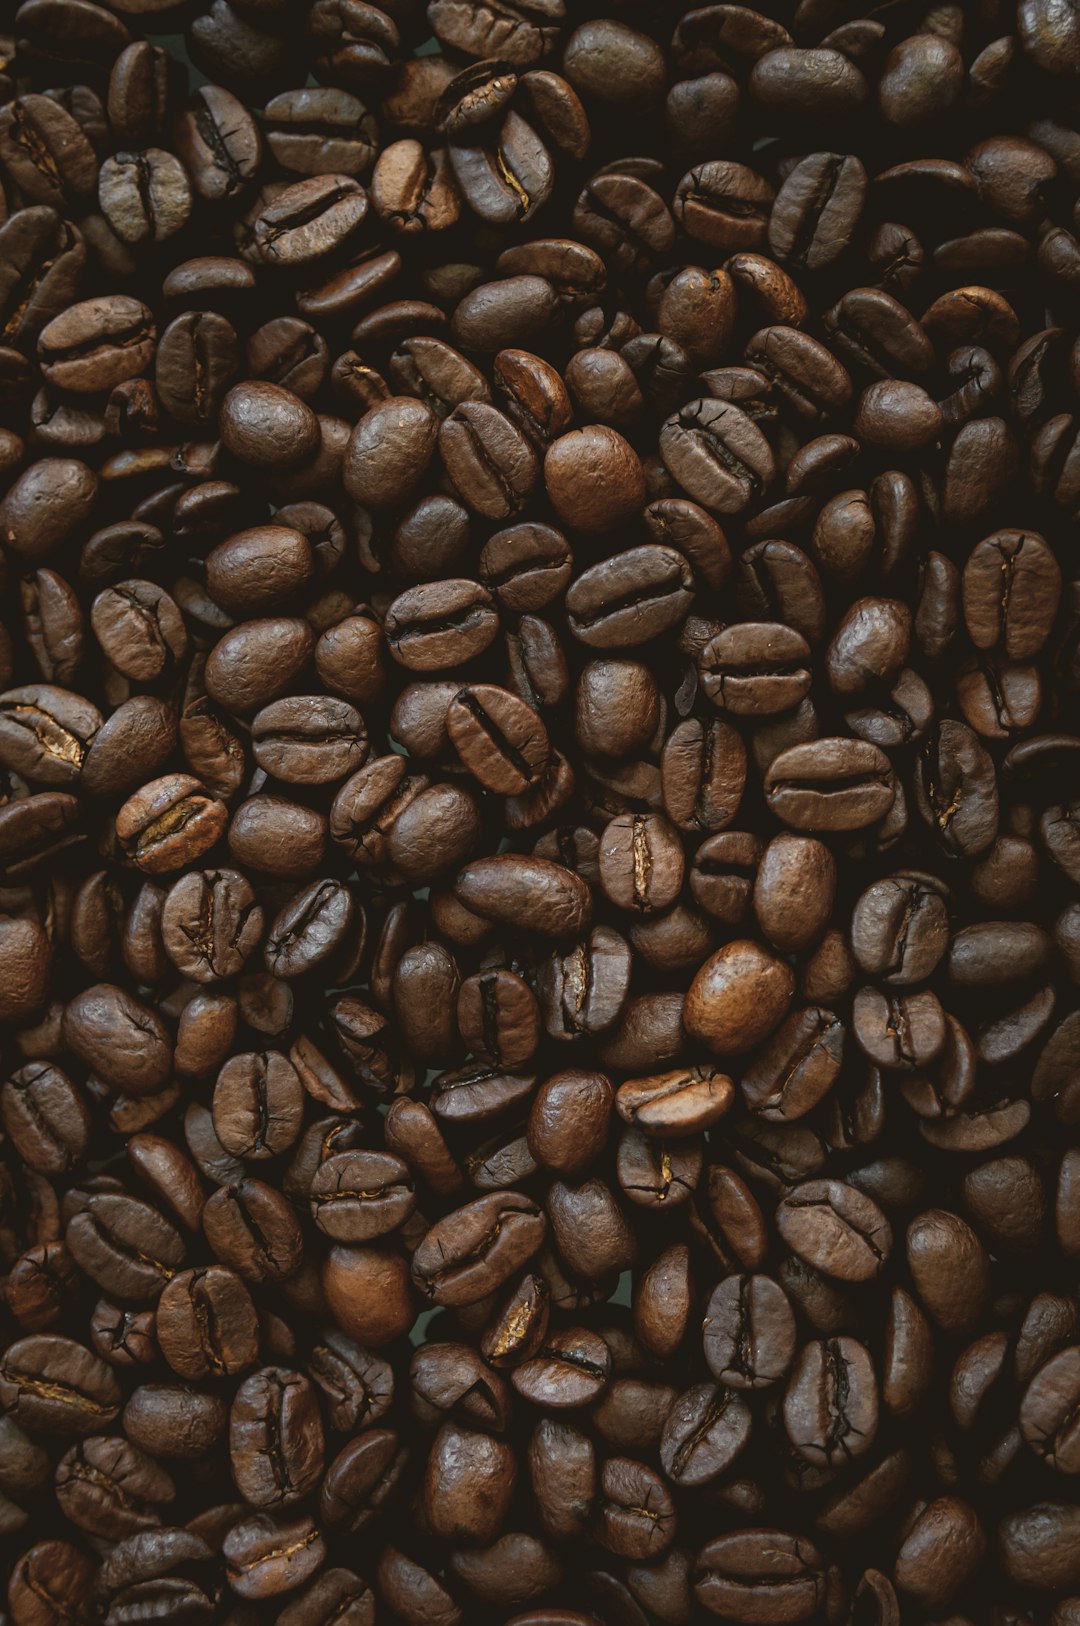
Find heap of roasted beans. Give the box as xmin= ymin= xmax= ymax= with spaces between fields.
xmin=2 ymin=2 xmax=1080 ymax=1622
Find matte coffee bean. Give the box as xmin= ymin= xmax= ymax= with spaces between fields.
xmin=0 ymin=1336 xmax=122 ymax=1435
xmin=116 ymin=775 xmax=228 ymax=876
xmin=776 ymin=1180 xmax=892 ymax=1282
xmin=156 ymin=1267 xmax=258 ymax=1381
xmin=310 ymin=1152 xmax=414 ymax=1243
xmin=784 ymin=1336 xmax=878 ymax=1466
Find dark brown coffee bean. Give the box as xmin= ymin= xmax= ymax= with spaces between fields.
xmin=700 ymin=623 xmax=812 ymax=715
xmin=963 ymin=529 xmax=1061 ymax=660
xmin=447 ymin=683 xmax=549 ymax=794
xmin=660 ymin=1383 xmax=751 ymax=1486
xmin=784 ymin=1335 xmax=878 ymax=1466
xmin=175 ymin=84 xmax=261 ymax=201
xmin=384 ymin=580 xmax=499 ymax=672
xmin=213 ymin=1051 xmax=304 ymax=1161
xmin=566 ymin=547 xmax=694 ymax=648
xmin=776 ymin=1179 xmax=892 ymax=1281
xmin=412 ymin=1192 xmax=546 ymax=1307
xmin=310 ymin=1151 xmax=414 ymax=1243
xmin=599 ymin=813 xmax=685 ymax=915
xmin=160 ymin=869 xmax=263 ymax=983
xmin=685 ymin=939 xmax=795 ymax=1056
xmin=537 ymin=926 xmax=632 ymax=1042
xmin=156 ymin=1267 xmax=258 ymax=1382
xmin=0 ymin=1336 xmax=122 ymax=1435
xmin=769 ymin=152 xmax=867 ymax=271
xmin=224 ymin=1510 xmax=327 ymax=1600
xmin=116 ymin=775 xmax=228 ymax=876
xmin=203 ymin=1178 xmax=304 ymax=1287
xmin=455 ymin=855 xmax=591 ymax=939
xmin=229 ymin=1366 xmax=324 ymax=1509
xmin=695 ymin=1528 xmax=825 ymax=1621
xmin=513 ymin=1326 xmax=611 ymax=1409
xmin=544 ymin=425 xmax=646 ymax=534
xmin=661 ymin=398 xmax=775 ymax=513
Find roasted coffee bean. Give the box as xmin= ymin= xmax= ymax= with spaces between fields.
xmin=660 ymin=398 xmax=775 ymax=513
xmin=411 ymin=1192 xmax=546 ymax=1306
xmin=224 ymin=1510 xmax=326 ymax=1600
xmin=784 ymin=1335 xmax=879 ymax=1466
xmin=447 ymin=683 xmax=549 ymax=794
xmin=156 ymin=1267 xmax=258 ymax=1382
xmin=703 ymin=1272 xmax=796 ymax=1390
xmin=212 ymin=1051 xmax=305 ymax=1161
xmin=229 ymin=1366 xmax=324 ymax=1509
xmin=770 ymin=152 xmax=867 ymax=272
xmin=765 ymin=738 xmax=895 ymax=832
xmin=599 ymin=812 xmax=684 ymax=915
xmin=699 ymin=622 xmax=812 ymax=715
xmin=62 ymin=983 xmax=172 ymax=1096
xmin=695 ymin=1528 xmax=825 ymax=1621
xmin=1 ymin=1064 xmax=91 ymax=1177
xmin=537 ymin=926 xmax=632 ymax=1041
xmin=685 ymin=939 xmax=795 ymax=1056
xmin=513 ymin=1326 xmax=612 ymax=1409
xmin=776 ymin=1179 xmax=892 ymax=1282
xmin=0 ymin=11 xmax=1078 ymax=1613
xmin=65 ymin=1191 xmax=185 ymax=1303
xmin=310 ymin=1151 xmax=414 ymax=1243
xmin=203 ymin=1178 xmax=304 ymax=1287
xmin=566 ymin=546 xmax=694 ymax=648
xmin=54 ymin=1435 xmax=175 ymax=1541
xmin=0 ymin=1335 xmax=122 ymax=1435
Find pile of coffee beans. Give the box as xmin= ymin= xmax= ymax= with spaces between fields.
xmin=4 ymin=2 xmax=1080 ymax=1622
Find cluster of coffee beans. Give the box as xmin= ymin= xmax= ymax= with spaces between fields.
xmin=4 ymin=1 xmax=1080 ymax=1623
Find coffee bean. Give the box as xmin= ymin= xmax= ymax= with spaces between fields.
xmin=685 ymin=939 xmax=795 ymax=1055
xmin=783 ymin=1335 xmax=878 ymax=1466
xmin=513 ymin=1326 xmax=611 ymax=1409
xmin=0 ymin=11 xmax=1078 ymax=1613
xmin=156 ymin=1267 xmax=258 ymax=1382
xmin=895 ymin=1497 xmax=986 ymax=1611
xmin=699 ymin=622 xmax=812 ymax=715
xmin=566 ymin=546 xmax=694 ymax=648
xmin=765 ymin=738 xmax=895 ymax=831
xmin=544 ymin=425 xmax=646 ymax=533
xmin=776 ymin=1179 xmax=892 ymax=1281
xmin=660 ymin=398 xmax=775 ymax=513
xmin=660 ymin=1382 xmax=751 ymax=1486
xmin=770 ymin=152 xmax=868 ymax=272
xmin=310 ymin=1151 xmax=414 ymax=1243
xmin=224 ymin=1510 xmax=327 ymax=1600
xmin=0 ymin=1335 xmax=122 ymax=1435
xmin=212 ymin=1051 xmax=304 ymax=1161
xmin=412 ymin=1192 xmax=546 ymax=1306
xmin=54 ymin=1435 xmax=175 ymax=1542
xmin=599 ymin=812 xmax=685 ymax=914
xmin=695 ymin=1528 xmax=825 ymax=1621
xmin=116 ymin=775 xmax=228 ymax=876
